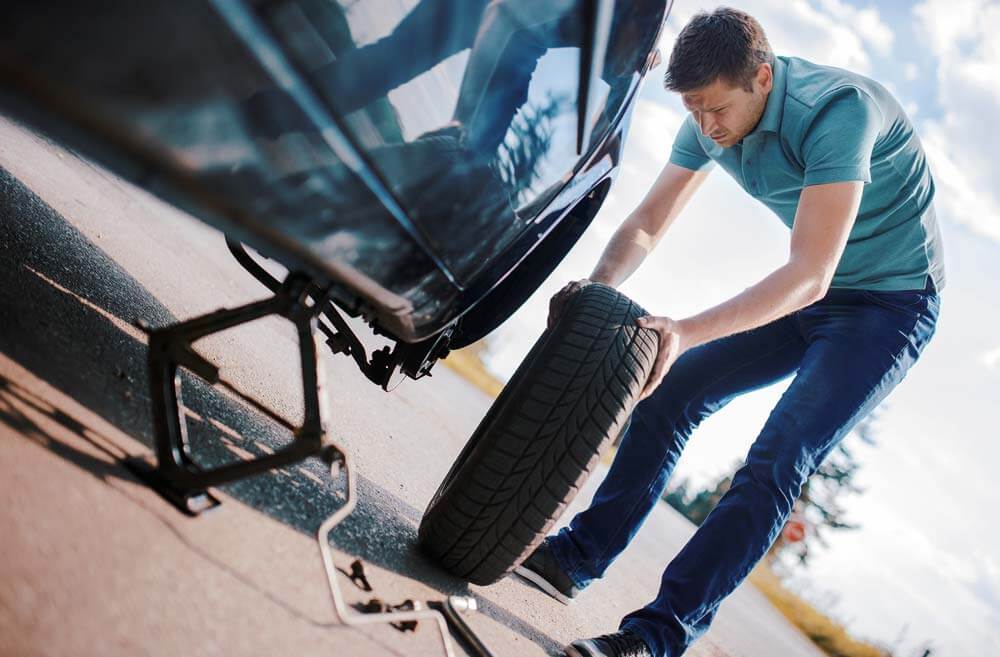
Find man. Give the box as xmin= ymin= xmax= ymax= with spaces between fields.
xmin=513 ymin=7 xmax=946 ymax=657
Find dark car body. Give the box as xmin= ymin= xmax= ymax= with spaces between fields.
xmin=0 ymin=0 xmax=671 ymax=361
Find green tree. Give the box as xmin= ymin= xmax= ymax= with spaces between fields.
xmin=663 ymin=461 xmax=739 ymax=526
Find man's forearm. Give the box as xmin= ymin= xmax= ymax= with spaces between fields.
xmin=588 ymin=163 xmax=708 ymax=287
xmin=589 ymin=213 xmax=657 ymax=287
xmin=678 ymin=263 xmax=823 ymax=350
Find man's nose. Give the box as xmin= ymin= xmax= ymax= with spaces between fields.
xmin=696 ymin=112 xmax=714 ymax=136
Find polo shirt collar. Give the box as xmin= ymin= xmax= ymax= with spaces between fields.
xmin=746 ymin=56 xmax=786 ymax=138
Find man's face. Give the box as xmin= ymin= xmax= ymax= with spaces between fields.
xmin=680 ymin=63 xmax=773 ymax=148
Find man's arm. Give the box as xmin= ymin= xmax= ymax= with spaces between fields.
xmin=590 ymin=162 xmax=711 ymax=286
xmin=547 ymin=162 xmax=709 ymax=327
xmin=638 ymin=180 xmax=864 ymax=398
xmin=678 ymin=180 xmax=863 ymax=347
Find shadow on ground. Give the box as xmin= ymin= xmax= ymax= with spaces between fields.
xmin=0 ymin=167 xmax=560 ymax=653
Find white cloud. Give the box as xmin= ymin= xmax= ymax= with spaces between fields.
xmin=904 ymin=62 xmax=919 ymax=81
xmin=817 ymin=0 xmax=895 ymax=55
xmin=914 ymin=0 xmax=1000 ymax=246
xmin=982 ymin=346 xmax=1000 ymax=372
xmin=808 ymin=503 xmax=1000 ymax=656
xmin=913 ymin=0 xmax=984 ymax=55
xmin=920 ymin=123 xmax=1000 ymax=244
xmin=662 ymin=1 xmax=895 ymax=74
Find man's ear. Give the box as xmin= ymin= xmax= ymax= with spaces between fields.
xmin=756 ymin=62 xmax=773 ymax=93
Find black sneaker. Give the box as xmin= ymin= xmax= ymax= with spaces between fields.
xmin=564 ymin=630 xmax=653 ymax=657
xmin=512 ymin=540 xmax=580 ymax=605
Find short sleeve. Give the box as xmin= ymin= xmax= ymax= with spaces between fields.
xmin=669 ymin=114 xmax=715 ymax=172
xmin=801 ymin=87 xmax=883 ymax=186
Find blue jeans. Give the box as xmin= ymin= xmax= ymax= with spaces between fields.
xmin=547 ymin=277 xmax=941 ymax=657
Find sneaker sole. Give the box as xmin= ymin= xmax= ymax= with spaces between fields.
xmin=512 ymin=565 xmax=574 ymax=606
xmin=563 ymin=641 xmax=600 ymax=657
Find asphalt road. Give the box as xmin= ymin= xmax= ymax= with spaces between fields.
xmin=0 ymin=115 xmax=827 ymax=657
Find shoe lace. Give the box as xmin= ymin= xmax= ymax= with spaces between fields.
xmin=597 ymin=630 xmax=649 ymax=657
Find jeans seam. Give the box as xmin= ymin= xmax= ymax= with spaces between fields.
xmin=575 ymin=334 xmax=802 ymax=584
xmin=860 ymin=290 xmax=930 ymax=315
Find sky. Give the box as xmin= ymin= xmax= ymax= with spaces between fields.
xmin=474 ymin=1 xmax=1000 ymax=655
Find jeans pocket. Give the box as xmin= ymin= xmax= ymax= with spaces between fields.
xmin=860 ymin=289 xmax=930 ymax=315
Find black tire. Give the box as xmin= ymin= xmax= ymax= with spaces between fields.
xmin=418 ymin=283 xmax=658 ymax=585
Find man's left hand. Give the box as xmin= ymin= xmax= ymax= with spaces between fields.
xmin=635 ymin=315 xmax=690 ymax=401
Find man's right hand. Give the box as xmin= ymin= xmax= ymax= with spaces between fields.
xmin=547 ymin=279 xmax=593 ymax=329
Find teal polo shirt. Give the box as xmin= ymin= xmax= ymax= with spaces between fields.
xmin=670 ymin=55 xmax=946 ymax=293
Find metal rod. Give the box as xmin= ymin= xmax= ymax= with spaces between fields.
xmin=441 ymin=597 xmax=498 ymax=657
xmin=317 ymin=445 xmax=456 ymax=657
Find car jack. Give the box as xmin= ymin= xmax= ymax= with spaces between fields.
xmin=124 ymin=272 xmax=343 ymax=514
xmin=123 ymin=250 xmax=496 ymax=655
xmin=125 ymin=232 xmax=431 ymax=515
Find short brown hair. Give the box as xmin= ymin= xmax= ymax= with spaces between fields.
xmin=664 ymin=7 xmax=774 ymax=92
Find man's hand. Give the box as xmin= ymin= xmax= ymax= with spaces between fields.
xmin=635 ymin=315 xmax=690 ymax=401
xmin=548 ymin=279 xmax=592 ymax=329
